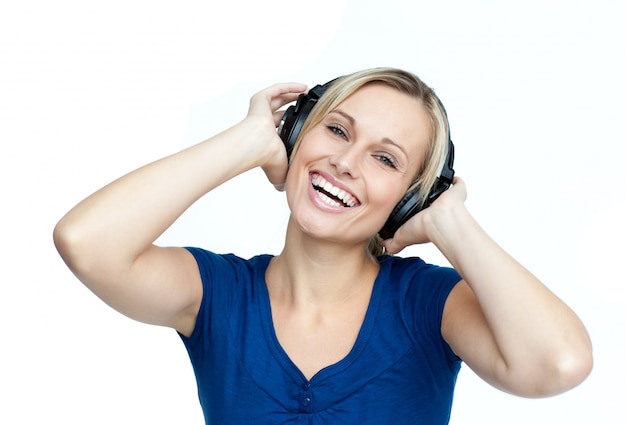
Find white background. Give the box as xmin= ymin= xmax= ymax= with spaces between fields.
xmin=1 ymin=0 xmax=625 ymax=423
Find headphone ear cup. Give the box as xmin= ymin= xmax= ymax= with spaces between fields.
xmin=278 ymin=104 xmax=298 ymax=157
xmin=378 ymin=189 xmax=422 ymax=240
xmin=278 ymin=83 xmax=332 ymax=159
xmin=379 ymin=137 xmax=455 ymax=240
xmin=279 ymin=94 xmax=318 ymax=159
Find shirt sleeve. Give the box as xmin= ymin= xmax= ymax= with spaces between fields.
xmin=394 ymin=256 xmax=463 ymax=367
xmin=178 ymin=247 xmax=244 ymax=353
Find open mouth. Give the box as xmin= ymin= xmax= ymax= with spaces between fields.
xmin=311 ymin=173 xmax=360 ymax=208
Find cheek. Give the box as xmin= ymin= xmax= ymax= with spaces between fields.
xmin=367 ymin=178 xmax=406 ymax=215
xmin=283 ymin=165 xmax=304 ymax=211
xmin=283 ymin=148 xmax=314 ymax=209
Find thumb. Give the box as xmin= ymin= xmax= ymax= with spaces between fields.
xmin=261 ymin=161 xmax=288 ymax=191
xmin=382 ymin=215 xmax=430 ymax=254
xmin=382 ymin=236 xmax=406 ymax=255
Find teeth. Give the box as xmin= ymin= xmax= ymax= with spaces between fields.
xmin=318 ymin=191 xmax=342 ymax=207
xmin=312 ymin=174 xmax=358 ymax=207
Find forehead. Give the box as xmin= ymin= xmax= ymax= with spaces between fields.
xmin=334 ymin=82 xmax=429 ymax=127
xmin=331 ymin=83 xmax=431 ymax=156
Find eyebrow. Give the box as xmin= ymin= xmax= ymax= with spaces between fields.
xmin=330 ymin=109 xmax=409 ymax=159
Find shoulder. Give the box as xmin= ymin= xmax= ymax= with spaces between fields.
xmin=180 ymin=249 xmax=272 ymax=341
xmin=184 ymin=247 xmax=272 ymax=280
xmin=183 ymin=248 xmax=273 ymax=307
xmin=377 ymin=255 xmax=462 ymax=366
xmin=380 ymin=254 xmax=461 ymax=288
xmin=380 ymin=255 xmax=462 ymax=329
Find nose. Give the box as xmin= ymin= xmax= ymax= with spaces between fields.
xmin=329 ymin=144 xmax=361 ymax=178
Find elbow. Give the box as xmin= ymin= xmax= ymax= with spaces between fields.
xmin=522 ymin=344 xmax=594 ymax=398
xmin=53 ymin=217 xmax=80 ymax=270
xmin=54 ymin=214 xmax=136 ymax=288
xmin=553 ymin=346 xmax=594 ymax=394
xmin=53 ymin=216 xmax=94 ymax=276
xmin=504 ymin=338 xmax=594 ymax=398
xmin=550 ymin=325 xmax=594 ymax=395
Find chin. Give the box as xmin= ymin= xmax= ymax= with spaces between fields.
xmin=292 ymin=217 xmax=372 ymax=247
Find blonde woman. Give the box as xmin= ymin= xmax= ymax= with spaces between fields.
xmin=54 ymin=67 xmax=592 ymax=424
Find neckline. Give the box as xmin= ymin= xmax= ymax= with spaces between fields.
xmin=255 ymin=254 xmax=387 ymax=385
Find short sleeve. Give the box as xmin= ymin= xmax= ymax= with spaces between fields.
xmin=178 ymin=247 xmax=246 ymax=352
xmin=388 ymin=256 xmax=462 ymax=367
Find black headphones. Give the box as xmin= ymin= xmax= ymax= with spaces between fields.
xmin=278 ymin=79 xmax=455 ymax=240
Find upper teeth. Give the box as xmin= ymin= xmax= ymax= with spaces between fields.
xmin=311 ymin=174 xmax=358 ymax=207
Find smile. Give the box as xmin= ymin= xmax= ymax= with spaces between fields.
xmin=311 ymin=173 xmax=360 ymax=208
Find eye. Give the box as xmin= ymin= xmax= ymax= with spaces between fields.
xmin=374 ymin=153 xmax=398 ymax=169
xmin=327 ymin=124 xmax=348 ymax=140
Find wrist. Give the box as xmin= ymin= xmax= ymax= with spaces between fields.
xmin=424 ymin=202 xmax=476 ymax=252
xmin=237 ymin=116 xmax=286 ymax=168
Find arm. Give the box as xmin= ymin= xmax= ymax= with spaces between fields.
xmin=384 ymin=177 xmax=592 ymax=397
xmin=53 ymin=83 xmax=307 ymax=337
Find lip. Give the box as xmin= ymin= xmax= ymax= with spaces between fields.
xmin=307 ymin=170 xmax=361 ymax=212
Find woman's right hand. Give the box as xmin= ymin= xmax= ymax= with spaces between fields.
xmin=245 ymin=83 xmax=307 ymax=190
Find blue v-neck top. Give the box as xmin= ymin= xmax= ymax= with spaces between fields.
xmin=180 ymin=248 xmax=462 ymax=424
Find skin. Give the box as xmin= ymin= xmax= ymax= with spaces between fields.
xmin=54 ymin=82 xmax=592 ymax=399
xmin=267 ymin=84 xmax=431 ymax=378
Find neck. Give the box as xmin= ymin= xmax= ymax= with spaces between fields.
xmin=267 ymin=220 xmax=379 ymax=307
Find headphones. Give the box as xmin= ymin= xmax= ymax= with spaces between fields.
xmin=278 ymin=79 xmax=455 ymax=240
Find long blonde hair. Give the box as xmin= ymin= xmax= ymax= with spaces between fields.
xmin=290 ymin=67 xmax=451 ymax=257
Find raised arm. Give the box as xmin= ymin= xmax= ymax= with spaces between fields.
xmin=384 ymin=177 xmax=593 ymax=397
xmin=53 ymin=83 xmax=307 ymax=337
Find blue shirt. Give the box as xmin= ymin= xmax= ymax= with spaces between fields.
xmin=180 ymin=248 xmax=462 ymax=424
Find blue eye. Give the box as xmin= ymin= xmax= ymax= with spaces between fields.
xmin=327 ymin=125 xmax=347 ymax=139
xmin=375 ymin=154 xmax=398 ymax=169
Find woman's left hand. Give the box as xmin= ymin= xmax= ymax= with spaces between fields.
xmin=382 ymin=176 xmax=468 ymax=254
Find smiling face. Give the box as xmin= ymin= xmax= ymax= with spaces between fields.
xmin=284 ymin=82 xmax=432 ymax=246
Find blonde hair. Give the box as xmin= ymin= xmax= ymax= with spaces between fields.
xmin=290 ymin=67 xmax=451 ymax=257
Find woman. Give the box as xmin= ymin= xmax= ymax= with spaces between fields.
xmin=54 ymin=67 xmax=592 ymax=424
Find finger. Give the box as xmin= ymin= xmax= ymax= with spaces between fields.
xmin=265 ymin=82 xmax=308 ymax=95
xmin=273 ymin=110 xmax=287 ymax=127
xmin=447 ymin=175 xmax=467 ymax=202
xmin=381 ymin=227 xmax=409 ymax=254
xmin=250 ymin=82 xmax=305 ymax=98
xmin=248 ymin=84 xmax=306 ymax=117
xmin=452 ymin=175 xmax=463 ymax=186
xmin=382 ymin=237 xmax=404 ymax=255
xmin=269 ymin=91 xmax=305 ymax=112
xmin=263 ymin=83 xmax=308 ymax=107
